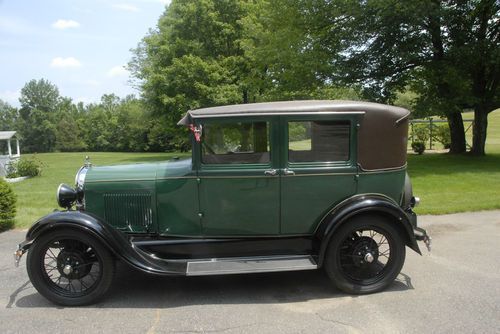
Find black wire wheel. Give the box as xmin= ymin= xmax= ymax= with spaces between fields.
xmin=324 ymin=215 xmax=406 ymax=294
xmin=27 ymin=229 xmax=115 ymax=306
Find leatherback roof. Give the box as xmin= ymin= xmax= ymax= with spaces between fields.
xmin=178 ymin=100 xmax=410 ymax=171
xmin=178 ymin=100 xmax=409 ymax=125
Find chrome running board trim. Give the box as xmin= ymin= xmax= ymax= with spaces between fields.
xmin=186 ymin=255 xmax=317 ymax=276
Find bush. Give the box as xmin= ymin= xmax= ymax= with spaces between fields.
xmin=434 ymin=124 xmax=451 ymax=149
xmin=412 ymin=142 xmax=426 ymax=155
xmin=0 ymin=178 xmax=16 ymax=231
xmin=412 ymin=124 xmax=430 ymax=143
xmin=6 ymin=156 xmax=43 ymax=178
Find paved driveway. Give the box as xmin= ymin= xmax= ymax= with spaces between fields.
xmin=0 ymin=211 xmax=499 ymax=333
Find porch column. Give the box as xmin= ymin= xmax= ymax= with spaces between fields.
xmin=16 ymin=139 xmax=20 ymax=156
xmin=7 ymin=139 xmax=12 ymax=157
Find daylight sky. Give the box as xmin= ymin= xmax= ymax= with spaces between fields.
xmin=0 ymin=0 xmax=170 ymax=107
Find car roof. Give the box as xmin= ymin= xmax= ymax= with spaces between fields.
xmin=177 ymin=100 xmax=409 ymax=125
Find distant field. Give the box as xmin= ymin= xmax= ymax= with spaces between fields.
xmin=7 ymin=109 xmax=500 ymax=228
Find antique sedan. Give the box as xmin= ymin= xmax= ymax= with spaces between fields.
xmin=15 ymin=100 xmax=430 ymax=306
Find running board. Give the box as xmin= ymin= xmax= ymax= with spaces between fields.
xmin=186 ymin=255 xmax=317 ymax=276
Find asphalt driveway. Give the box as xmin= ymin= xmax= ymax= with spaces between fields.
xmin=0 ymin=211 xmax=499 ymax=333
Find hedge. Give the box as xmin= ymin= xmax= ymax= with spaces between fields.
xmin=0 ymin=178 xmax=16 ymax=231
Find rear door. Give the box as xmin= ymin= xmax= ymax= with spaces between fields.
xmin=279 ymin=114 xmax=360 ymax=234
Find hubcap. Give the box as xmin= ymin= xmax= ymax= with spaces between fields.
xmin=364 ymin=253 xmax=374 ymax=263
xmin=63 ymin=264 xmax=73 ymax=275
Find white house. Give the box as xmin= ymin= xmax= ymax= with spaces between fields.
xmin=0 ymin=131 xmax=21 ymax=177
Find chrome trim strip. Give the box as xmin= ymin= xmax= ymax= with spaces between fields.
xmin=186 ymin=255 xmax=317 ymax=276
xmin=191 ymin=111 xmax=365 ymax=119
xmin=357 ymin=164 xmax=407 ymax=173
xmin=86 ymin=178 xmax=156 ymax=183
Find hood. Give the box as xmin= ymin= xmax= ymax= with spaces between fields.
xmin=84 ymin=158 xmax=193 ymax=183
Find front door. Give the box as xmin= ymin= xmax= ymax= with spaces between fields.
xmin=279 ymin=115 xmax=360 ymax=234
xmin=197 ymin=117 xmax=280 ymax=236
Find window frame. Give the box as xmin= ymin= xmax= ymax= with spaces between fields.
xmin=194 ymin=116 xmax=278 ymax=171
xmin=283 ymin=114 xmax=359 ymax=169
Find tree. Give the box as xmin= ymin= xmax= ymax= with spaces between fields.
xmin=18 ymin=79 xmax=60 ymax=152
xmin=130 ymin=0 xmax=256 ymax=149
xmin=0 ymin=99 xmax=18 ymax=131
xmin=257 ymin=0 xmax=499 ymax=154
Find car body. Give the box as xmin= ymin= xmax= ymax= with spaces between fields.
xmin=15 ymin=100 xmax=430 ymax=306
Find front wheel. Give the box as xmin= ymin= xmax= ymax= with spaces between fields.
xmin=324 ymin=215 xmax=406 ymax=294
xmin=27 ymin=229 xmax=115 ymax=306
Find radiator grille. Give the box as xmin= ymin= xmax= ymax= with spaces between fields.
xmin=103 ymin=193 xmax=153 ymax=232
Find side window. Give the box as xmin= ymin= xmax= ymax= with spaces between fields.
xmin=202 ymin=121 xmax=270 ymax=164
xmin=288 ymin=120 xmax=350 ymax=163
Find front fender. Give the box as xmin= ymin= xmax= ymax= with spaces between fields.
xmin=20 ymin=210 xmax=185 ymax=275
xmin=315 ymin=194 xmax=421 ymax=267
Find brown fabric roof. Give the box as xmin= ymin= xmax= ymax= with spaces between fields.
xmin=178 ymin=100 xmax=410 ymax=171
xmin=178 ymin=100 xmax=409 ymax=125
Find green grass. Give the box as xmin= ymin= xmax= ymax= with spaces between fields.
xmin=410 ymin=108 xmax=500 ymax=214
xmin=10 ymin=152 xmax=186 ymax=229
xmin=7 ymin=109 xmax=500 ymax=228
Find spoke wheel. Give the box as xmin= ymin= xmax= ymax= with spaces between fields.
xmin=27 ymin=229 xmax=115 ymax=306
xmin=325 ymin=215 xmax=405 ymax=294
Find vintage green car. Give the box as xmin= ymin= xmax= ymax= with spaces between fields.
xmin=15 ymin=100 xmax=430 ymax=306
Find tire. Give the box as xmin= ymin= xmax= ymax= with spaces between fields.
xmin=324 ymin=215 xmax=406 ymax=294
xmin=27 ymin=228 xmax=115 ymax=306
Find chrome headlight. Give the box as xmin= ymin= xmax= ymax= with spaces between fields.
xmin=75 ymin=166 xmax=88 ymax=189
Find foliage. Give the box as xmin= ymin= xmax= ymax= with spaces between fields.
xmin=0 ymin=178 xmax=16 ymax=231
xmin=129 ymin=0 xmax=254 ymax=150
xmin=434 ymin=124 xmax=451 ymax=149
xmin=412 ymin=124 xmax=430 ymax=144
xmin=411 ymin=142 xmax=426 ymax=155
xmin=7 ymin=156 xmax=43 ymax=178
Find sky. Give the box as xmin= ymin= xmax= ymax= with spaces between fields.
xmin=0 ymin=0 xmax=170 ymax=107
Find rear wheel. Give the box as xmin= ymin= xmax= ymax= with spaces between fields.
xmin=324 ymin=215 xmax=406 ymax=294
xmin=27 ymin=229 xmax=115 ymax=306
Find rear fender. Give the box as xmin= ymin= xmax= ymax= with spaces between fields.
xmin=315 ymin=194 xmax=421 ymax=267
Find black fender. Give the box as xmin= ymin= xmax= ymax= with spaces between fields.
xmin=22 ymin=210 xmax=185 ymax=275
xmin=315 ymin=194 xmax=421 ymax=267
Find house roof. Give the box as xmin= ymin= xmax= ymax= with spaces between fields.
xmin=0 ymin=131 xmax=17 ymax=140
xmin=177 ymin=100 xmax=409 ymax=125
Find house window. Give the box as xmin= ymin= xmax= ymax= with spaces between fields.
xmin=288 ymin=120 xmax=350 ymax=163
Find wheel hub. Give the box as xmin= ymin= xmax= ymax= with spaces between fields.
xmin=57 ymin=250 xmax=91 ymax=279
xmin=351 ymin=236 xmax=379 ymax=266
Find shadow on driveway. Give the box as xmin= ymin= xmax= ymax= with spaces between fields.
xmin=12 ymin=262 xmax=414 ymax=309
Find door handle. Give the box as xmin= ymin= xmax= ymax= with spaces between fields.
xmin=264 ymin=169 xmax=278 ymax=176
xmin=283 ymin=169 xmax=295 ymax=176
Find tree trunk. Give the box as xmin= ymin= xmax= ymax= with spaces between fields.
xmin=471 ymin=106 xmax=488 ymax=156
xmin=446 ymin=112 xmax=466 ymax=154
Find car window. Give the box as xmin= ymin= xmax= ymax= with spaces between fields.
xmin=288 ymin=120 xmax=350 ymax=163
xmin=202 ymin=121 xmax=270 ymax=164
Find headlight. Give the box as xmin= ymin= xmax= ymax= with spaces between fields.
xmin=75 ymin=166 xmax=88 ymax=189
xmin=56 ymin=184 xmax=77 ymax=209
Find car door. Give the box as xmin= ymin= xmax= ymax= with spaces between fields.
xmin=196 ymin=116 xmax=280 ymax=236
xmin=279 ymin=114 xmax=360 ymax=234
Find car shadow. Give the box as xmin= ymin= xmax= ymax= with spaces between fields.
xmin=13 ymin=263 xmax=414 ymax=309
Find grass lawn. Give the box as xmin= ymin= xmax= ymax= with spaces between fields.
xmin=410 ymin=108 xmax=500 ymax=214
xmin=7 ymin=109 xmax=500 ymax=228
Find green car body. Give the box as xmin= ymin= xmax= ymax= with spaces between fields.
xmin=16 ymin=100 xmax=430 ymax=306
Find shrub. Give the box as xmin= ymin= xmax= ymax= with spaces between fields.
xmin=6 ymin=156 xmax=43 ymax=178
xmin=412 ymin=124 xmax=430 ymax=143
xmin=412 ymin=142 xmax=426 ymax=155
xmin=434 ymin=124 xmax=451 ymax=149
xmin=0 ymin=178 xmax=16 ymax=231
